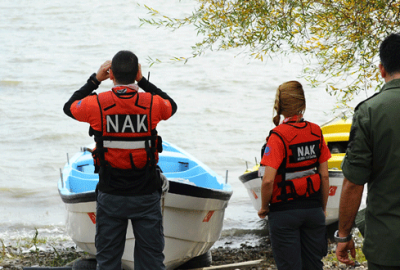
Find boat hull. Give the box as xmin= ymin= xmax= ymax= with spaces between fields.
xmin=58 ymin=142 xmax=232 ymax=270
xmin=62 ymin=189 xmax=229 ymax=269
xmin=239 ymin=170 xmax=343 ymax=225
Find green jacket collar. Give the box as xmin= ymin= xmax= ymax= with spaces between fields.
xmin=381 ymin=78 xmax=400 ymax=92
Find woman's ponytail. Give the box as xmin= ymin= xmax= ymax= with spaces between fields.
xmin=272 ymin=81 xmax=306 ymax=126
xmin=272 ymin=86 xmax=281 ymax=126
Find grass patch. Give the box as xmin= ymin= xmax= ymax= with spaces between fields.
xmin=324 ymin=231 xmax=367 ymax=266
xmin=324 ymin=247 xmax=366 ymax=264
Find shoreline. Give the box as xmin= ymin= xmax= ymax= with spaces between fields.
xmin=0 ymin=241 xmax=367 ymax=270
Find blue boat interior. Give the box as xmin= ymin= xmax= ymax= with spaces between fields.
xmin=62 ymin=142 xmax=226 ymax=194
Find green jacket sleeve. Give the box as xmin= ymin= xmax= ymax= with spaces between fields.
xmin=341 ymin=104 xmax=372 ymax=185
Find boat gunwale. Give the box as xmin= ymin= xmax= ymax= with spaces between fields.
xmin=238 ymin=170 xmax=344 ymax=184
xmin=59 ymin=180 xmax=233 ymax=204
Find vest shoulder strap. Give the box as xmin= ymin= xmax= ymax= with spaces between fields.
xmin=273 ymin=123 xmax=298 ymax=142
xmin=98 ymin=91 xmax=116 ymax=111
xmin=268 ymin=130 xmax=287 ymax=175
xmin=136 ymin=92 xmax=152 ymax=109
xmin=309 ymin=121 xmax=322 ymax=138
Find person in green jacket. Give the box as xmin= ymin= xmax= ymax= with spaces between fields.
xmin=335 ymin=33 xmax=400 ymax=269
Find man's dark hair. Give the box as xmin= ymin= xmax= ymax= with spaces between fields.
xmin=379 ymin=33 xmax=400 ymax=75
xmin=111 ymin=50 xmax=138 ymax=85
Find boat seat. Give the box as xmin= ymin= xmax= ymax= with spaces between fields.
xmin=76 ymin=164 xmax=95 ymax=174
xmin=182 ymin=172 xmax=223 ymax=190
xmin=159 ymin=154 xmax=192 ymax=173
xmin=70 ymin=168 xmax=98 ymax=180
xmin=164 ymin=166 xmax=204 ymax=179
xmin=73 ymin=155 xmax=94 ymax=167
xmin=68 ymin=176 xmax=97 ymax=193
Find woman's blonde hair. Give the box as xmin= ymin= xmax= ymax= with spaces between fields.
xmin=273 ymin=81 xmax=306 ymax=126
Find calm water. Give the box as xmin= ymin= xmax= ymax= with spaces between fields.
xmin=0 ymin=0 xmax=369 ymax=246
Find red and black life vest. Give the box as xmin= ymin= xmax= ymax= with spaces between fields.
xmin=92 ymin=85 xmax=162 ymax=195
xmin=269 ymin=121 xmax=323 ymax=207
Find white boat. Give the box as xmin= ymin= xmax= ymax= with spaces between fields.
xmin=238 ymin=119 xmax=358 ymax=226
xmin=58 ymin=141 xmax=233 ymax=270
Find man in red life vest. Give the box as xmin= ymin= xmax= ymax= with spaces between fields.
xmin=63 ymin=51 xmax=177 ymax=270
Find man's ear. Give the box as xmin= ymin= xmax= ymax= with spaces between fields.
xmin=379 ymin=63 xmax=387 ymax=79
xmin=109 ymin=69 xmax=115 ymax=81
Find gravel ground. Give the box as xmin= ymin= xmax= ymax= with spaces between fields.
xmin=211 ymin=242 xmax=367 ymax=270
xmin=0 ymin=245 xmax=85 ymax=270
xmin=0 ymin=242 xmax=367 ymax=270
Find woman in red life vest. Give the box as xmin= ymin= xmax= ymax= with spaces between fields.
xmin=258 ymin=81 xmax=331 ymax=270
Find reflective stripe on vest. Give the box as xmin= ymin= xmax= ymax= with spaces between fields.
xmin=259 ymin=167 xmax=316 ymax=180
xmin=285 ymin=168 xmax=315 ymax=180
xmin=103 ymin=140 xmax=152 ymax=149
